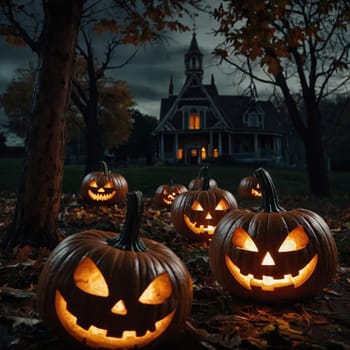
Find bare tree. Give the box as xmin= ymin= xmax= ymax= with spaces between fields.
xmin=213 ymin=0 xmax=350 ymax=197
xmin=0 ymin=0 xmax=203 ymax=249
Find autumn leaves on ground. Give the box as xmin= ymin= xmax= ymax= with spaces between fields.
xmin=0 ymin=191 xmax=350 ymax=350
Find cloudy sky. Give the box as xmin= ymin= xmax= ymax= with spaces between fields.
xmin=0 ymin=2 xmax=263 ymax=146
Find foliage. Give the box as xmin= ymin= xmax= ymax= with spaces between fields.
xmin=0 ymin=193 xmax=350 ymax=349
xmin=0 ymin=63 xmax=35 ymax=138
xmin=212 ymin=0 xmax=350 ymax=197
xmin=116 ymin=109 xmax=158 ymax=163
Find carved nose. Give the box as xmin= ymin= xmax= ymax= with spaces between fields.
xmin=98 ymin=188 xmax=106 ymax=193
xmin=205 ymin=212 xmax=212 ymax=220
xmin=111 ymin=299 xmax=127 ymax=315
xmin=261 ymin=252 xmax=275 ymax=266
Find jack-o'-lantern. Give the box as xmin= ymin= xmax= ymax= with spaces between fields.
xmin=154 ymin=179 xmax=188 ymax=207
xmin=188 ymin=165 xmax=218 ymax=190
xmin=37 ymin=191 xmax=193 ymax=349
xmin=209 ymin=168 xmax=338 ymax=301
xmin=237 ymin=175 xmax=262 ymax=200
xmin=80 ymin=161 xmax=128 ymax=205
xmin=171 ymin=168 xmax=238 ymax=241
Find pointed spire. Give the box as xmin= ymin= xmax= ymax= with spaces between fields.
xmin=184 ymin=31 xmax=204 ymax=82
xmin=168 ymin=75 xmax=174 ymax=96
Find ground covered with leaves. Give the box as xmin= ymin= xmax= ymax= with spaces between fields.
xmin=0 ymin=191 xmax=350 ymax=349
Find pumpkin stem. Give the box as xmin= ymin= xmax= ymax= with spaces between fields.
xmin=107 ymin=191 xmax=147 ymax=251
xmin=101 ymin=161 xmax=110 ymax=174
xmin=202 ymin=165 xmax=210 ymax=190
xmin=254 ymin=168 xmax=283 ymax=213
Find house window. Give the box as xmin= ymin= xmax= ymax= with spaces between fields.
xmin=201 ymin=147 xmax=207 ymax=160
xmin=177 ymin=149 xmax=183 ymax=160
xmin=188 ymin=113 xmax=200 ymax=129
xmin=191 ymin=149 xmax=198 ymax=157
xmin=213 ymin=148 xmax=219 ymax=158
xmin=247 ymin=111 xmax=261 ymax=127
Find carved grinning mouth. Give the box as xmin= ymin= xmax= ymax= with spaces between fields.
xmin=225 ymin=254 xmax=318 ymax=291
xmin=55 ymin=290 xmax=175 ymax=349
xmin=184 ymin=215 xmax=215 ymax=235
xmin=88 ymin=190 xmax=116 ymax=201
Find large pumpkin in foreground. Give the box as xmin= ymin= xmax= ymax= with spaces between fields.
xmin=37 ymin=191 xmax=193 ymax=350
xmin=80 ymin=161 xmax=128 ymax=205
xmin=209 ymin=168 xmax=338 ymax=301
xmin=171 ymin=167 xmax=237 ymax=241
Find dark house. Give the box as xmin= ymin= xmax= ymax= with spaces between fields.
xmin=153 ymin=33 xmax=287 ymax=165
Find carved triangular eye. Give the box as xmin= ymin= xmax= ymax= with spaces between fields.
xmin=191 ymin=200 xmax=204 ymax=211
xmin=215 ymin=199 xmax=229 ymax=210
xmin=138 ymin=273 xmax=172 ymax=304
xmin=103 ymin=181 xmax=114 ymax=189
xmin=231 ymin=227 xmax=258 ymax=252
xmin=88 ymin=180 xmax=98 ymax=188
xmin=278 ymin=226 xmax=309 ymax=252
xmin=74 ymin=257 xmax=109 ymax=297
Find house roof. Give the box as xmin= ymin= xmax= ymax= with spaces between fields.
xmin=158 ymin=82 xmax=283 ymax=133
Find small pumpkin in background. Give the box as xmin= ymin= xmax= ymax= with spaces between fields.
xmin=209 ymin=168 xmax=338 ymax=301
xmin=171 ymin=166 xmax=238 ymax=242
xmin=154 ymin=179 xmax=188 ymax=207
xmin=237 ymin=175 xmax=262 ymax=200
xmin=37 ymin=191 xmax=193 ymax=350
xmin=188 ymin=165 xmax=218 ymax=190
xmin=80 ymin=161 xmax=128 ymax=205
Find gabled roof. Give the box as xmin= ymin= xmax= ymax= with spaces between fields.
xmin=154 ymin=74 xmax=229 ymax=133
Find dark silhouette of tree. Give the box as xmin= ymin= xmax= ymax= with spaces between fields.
xmin=213 ymin=0 xmax=350 ymax=197
xmin=0 ymin=0 xmax=203 ymax=249
xmin=116 ymin=109 xmax=158 ymax=164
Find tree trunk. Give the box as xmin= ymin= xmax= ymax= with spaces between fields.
xmin=84 ymin=110 xmax=104 ymax=175
xmin=3 ymin=0 xmax=83 ymax=249
xmin=303 ymin=102 xmax=330 ymax=197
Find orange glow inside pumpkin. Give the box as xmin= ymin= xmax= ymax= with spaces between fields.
xmin=226 ymin=226 xmax=318 ymax=291
xmin=184 ymin=199 xmax=229 ymax=235
xmin=54 ymin=257 xmax=175 ymax=349
xmin=251 ymin=184 xmax=262 ymax=198
xmin=87 ymin=180 xmax=116 ymax=202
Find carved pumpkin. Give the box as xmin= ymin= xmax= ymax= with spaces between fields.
xmin=154 ymin=179 xmax=188 ymax=207
xmin=237 ymin=175 xmax=262 ymax=200
xmin=188 ymin=165 xmax=218 ymax=190
xmin=37 ymin=191 xmax=193 ymax=349
xmin=80 ymin=161 xmax=128 ymax=205
xmin=209 ymin=168 xmax=338 ymax=301
xmin=171 ymin=168 xmax=238 ymax=241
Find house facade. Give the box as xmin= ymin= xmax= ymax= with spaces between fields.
xmin=153 ymin=33 xmax=287 ymax=165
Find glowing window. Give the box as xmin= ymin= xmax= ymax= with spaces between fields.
xmin=188 ymin=114 xmax=200 ymax=130
xmin=201 ymin=147 xmax=207 ymax=160
xmin=177 ymin=149 xmax=183 ymax=160
xmin=191 ymin=149 xmax=198 ymax=157
xmin=213 ymin=148 xmax=219 ymax=158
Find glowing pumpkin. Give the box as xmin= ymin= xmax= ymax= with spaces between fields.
xmin=37 ymin=191 xmax=193 ymax=349
xmin=188 ymin=165 xmax=218 ymax=190
xmin=209 ymin=168 xmax=338 ymax=301
xmin=80 ymin=161 xmax=128 ymax=205
xmin=171 ymin=168 xmax=238 ymax=241
xmin=154 ymin=179 xmax=188 ymax=207
xmin=237 ymin=175 xmax=262 ymax=200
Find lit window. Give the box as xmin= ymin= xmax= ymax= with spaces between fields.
xmin=201 ymin=147 xmax=207 ymax=160
xmin=191 ymin=149 xmax=198 ymax=157
xmin=177 ymin=149 xmax=183 ymax=160
xmin=213 ymin=148 xmax=219 ymax=158
xmin=188 ymin=114 xmax=200 ymax=129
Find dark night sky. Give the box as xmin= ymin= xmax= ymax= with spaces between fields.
xmin=0 ymin=3 xmax=272 ymax=146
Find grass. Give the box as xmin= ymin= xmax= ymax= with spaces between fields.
xmin=1 ymin=157 xmax=349 ymax=201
